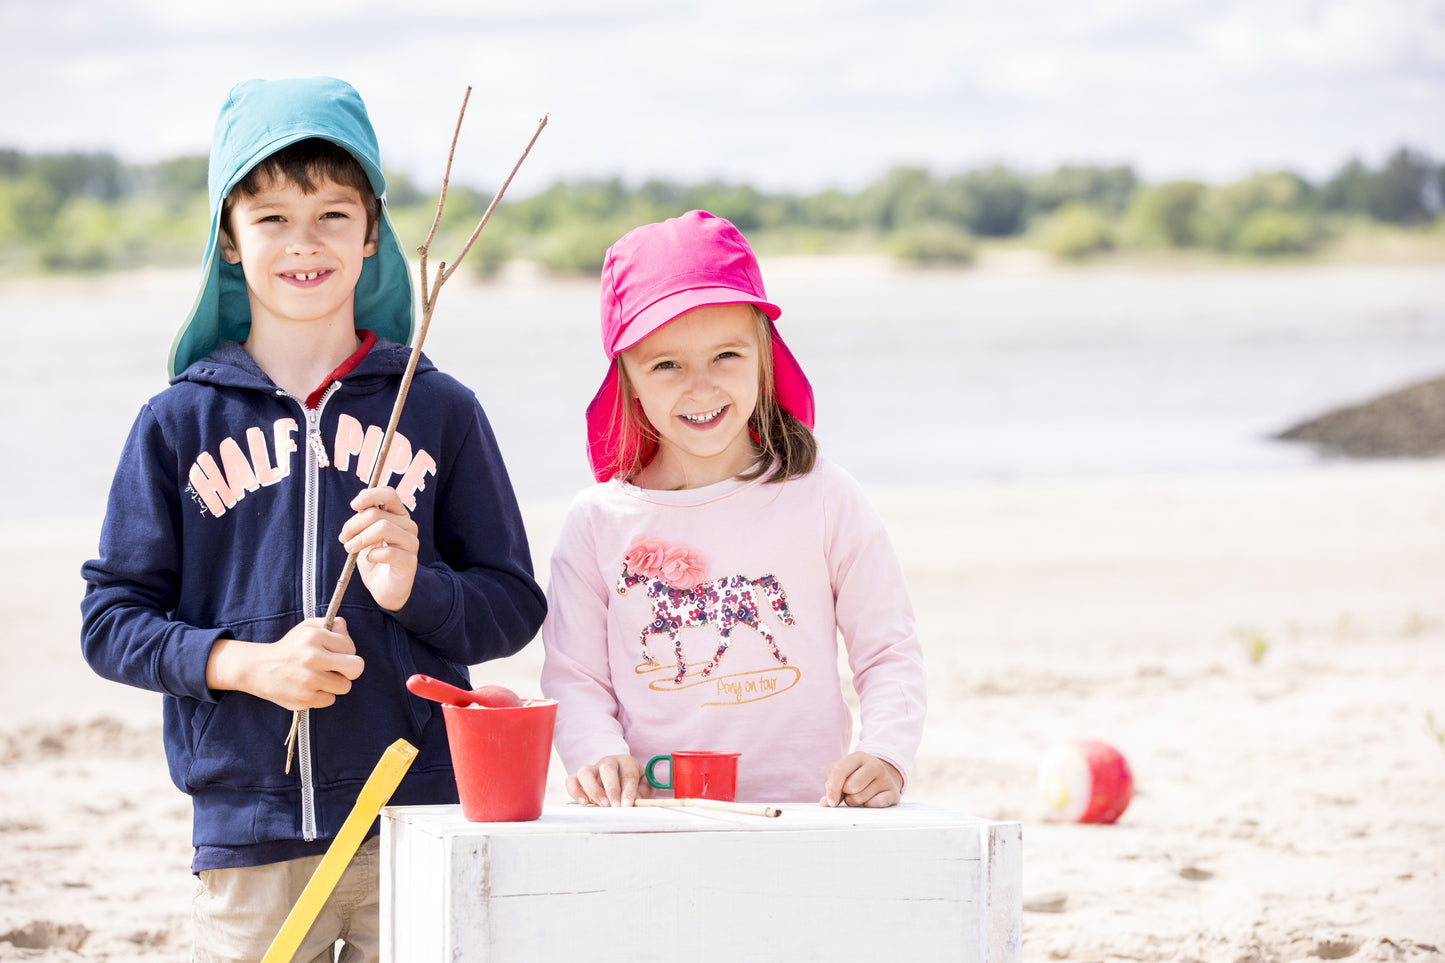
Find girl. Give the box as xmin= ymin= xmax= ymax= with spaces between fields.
xmin=540 ymin=210 xmax=926 ymax=808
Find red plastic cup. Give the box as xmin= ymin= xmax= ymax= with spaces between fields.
xmin=441 ymin=700 xmax=556 ymax=822
xmin=644 ymin=751 xmax=740 ymax=801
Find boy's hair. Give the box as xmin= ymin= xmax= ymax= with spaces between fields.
xmin=221 ymin=138 xmax=379 ymax=240
xmin=612 ymin=308 xmax=817 ymax=483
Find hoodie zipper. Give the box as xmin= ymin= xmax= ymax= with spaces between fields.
xmin=293 ymin=382 xmax=340 ymax=841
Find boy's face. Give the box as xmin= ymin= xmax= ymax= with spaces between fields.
xmin=218 ymin=171 xmax=379 ymax=333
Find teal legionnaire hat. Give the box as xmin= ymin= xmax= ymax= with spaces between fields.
xmin=168 ymin=77 xmax=416 ymax=378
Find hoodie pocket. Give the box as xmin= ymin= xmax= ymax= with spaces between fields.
xmin=382 ymin=614 xmax=432 ymax=736
xmin=181 ymin=613 xmax=310 ymax=792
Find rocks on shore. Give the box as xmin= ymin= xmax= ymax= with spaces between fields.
xmin=1276 ymin=374 xmax=1445 ymax=458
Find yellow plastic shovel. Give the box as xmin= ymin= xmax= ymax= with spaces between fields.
xmin=261 ymin=739 xmax=417 ymax=963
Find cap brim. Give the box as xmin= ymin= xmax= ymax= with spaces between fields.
xmin=613 ymin=286 xmax=781 ymax=355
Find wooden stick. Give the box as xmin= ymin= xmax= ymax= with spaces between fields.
xmin=283 ymin=96 xmax=550 ymax=772
xmin=633 ymin=798 xmax=782 ymax=818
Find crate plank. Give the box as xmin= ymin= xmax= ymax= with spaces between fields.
xmin=382 ymin=803 xmax=1021 ymax=962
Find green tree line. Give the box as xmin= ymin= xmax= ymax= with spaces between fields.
xmin=1 ymin=145 xmax=1441 ymax=275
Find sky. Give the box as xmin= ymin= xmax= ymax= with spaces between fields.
xmin=2 ymin=0 xmax=1443 ymax=197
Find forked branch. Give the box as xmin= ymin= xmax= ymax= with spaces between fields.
xmin=284 ymin=94 xmax=549 ymax=772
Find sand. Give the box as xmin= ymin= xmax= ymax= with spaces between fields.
xmin=2 ymin=460 xmax=1443 ymax=961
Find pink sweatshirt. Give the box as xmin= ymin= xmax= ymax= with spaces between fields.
xmin=540 ymin=458 xmax=926 ymax=803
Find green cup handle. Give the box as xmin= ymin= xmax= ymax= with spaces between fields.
xmin=644 ymin=754 xmax=671 ymax=790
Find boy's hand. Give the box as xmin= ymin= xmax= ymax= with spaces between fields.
xmin=206 ymin=617 xmax=365 ymax=711
xmin=820 ymin=752 xmax=903 ymax=809
xmin=340 ymin=486 xmax=419 ymax=611
xmin=567 ymin=755 xmax=653 ymax=808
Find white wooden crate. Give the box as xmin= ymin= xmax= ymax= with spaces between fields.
xmin=381 ymin=802 xmax=1021 ymax=961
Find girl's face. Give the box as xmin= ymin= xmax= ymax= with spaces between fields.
xmin=620 ymin=303 xmax=763 ymax=490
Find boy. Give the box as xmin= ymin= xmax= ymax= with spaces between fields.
xmin=79 ymin=77 xmax=547 ymax=961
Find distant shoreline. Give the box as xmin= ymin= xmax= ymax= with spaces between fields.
xmin=4 ymin=245 xmax=1445 ymax=289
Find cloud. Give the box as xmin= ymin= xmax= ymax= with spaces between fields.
xmin=1 ymin=0 xmax=1441 ymax=192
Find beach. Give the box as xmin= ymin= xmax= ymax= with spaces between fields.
xmin=2 ymin=262 xmax=1444 ymax=960
xmin=3 ymin=462 xmax=1443 ymax=960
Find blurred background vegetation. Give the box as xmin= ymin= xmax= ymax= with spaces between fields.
xmin=1 ymin=145 xmax=1442 ymax=277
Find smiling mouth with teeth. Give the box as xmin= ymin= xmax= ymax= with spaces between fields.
xmin=681 ymin=406 xmax=727 ymax=424
xmin=287 ymin=270 xmax=324 ymax=281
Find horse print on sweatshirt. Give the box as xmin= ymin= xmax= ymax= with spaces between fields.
xmin=617 ymin=537 xmax=795 ymax=686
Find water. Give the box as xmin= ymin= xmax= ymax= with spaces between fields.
xmin=5 ymin=261 xmax=1445 ymax=522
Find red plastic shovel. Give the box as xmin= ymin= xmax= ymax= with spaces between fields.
xmin=406 ymin=673 xmax=523 ymax=709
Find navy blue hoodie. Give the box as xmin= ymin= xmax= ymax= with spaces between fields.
xmin=80 ymin=337 xmax=546 ymax=851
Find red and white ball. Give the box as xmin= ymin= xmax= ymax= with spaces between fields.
xmin=1037 ymin=740 xmax=1134 ymax=823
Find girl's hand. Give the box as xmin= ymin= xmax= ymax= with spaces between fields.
xmin=567 ymin=754 xmax=653 ymax=808
xmin=340 ymin=486 xmax=419 ymax=611
xmin=820 ymin=752 xmax=903 ymax=808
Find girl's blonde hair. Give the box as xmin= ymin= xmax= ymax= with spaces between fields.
xmin=610 ymin=308 xmax=817 ymax=484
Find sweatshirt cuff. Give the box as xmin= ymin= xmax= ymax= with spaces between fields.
xmin=162 ymin=624 xmax=232 ymax=703
xmin=390 ymin=564 xmax=456 ymax=640
xmin=856 ymin=744 xmax=912 ymax=793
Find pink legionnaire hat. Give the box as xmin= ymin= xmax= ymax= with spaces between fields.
xmin=585 ymin=210 xmax=816 ymax=482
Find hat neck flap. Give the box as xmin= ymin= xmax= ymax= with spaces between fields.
xmin=168 ymin=77 xmax=415 ymax=379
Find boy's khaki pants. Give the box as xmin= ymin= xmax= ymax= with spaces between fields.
xmin=191 ymin=836 xmax=381 ymax=963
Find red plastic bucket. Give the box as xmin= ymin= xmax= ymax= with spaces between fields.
xmin=441 ymin=699 xmax=556 ymax=822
